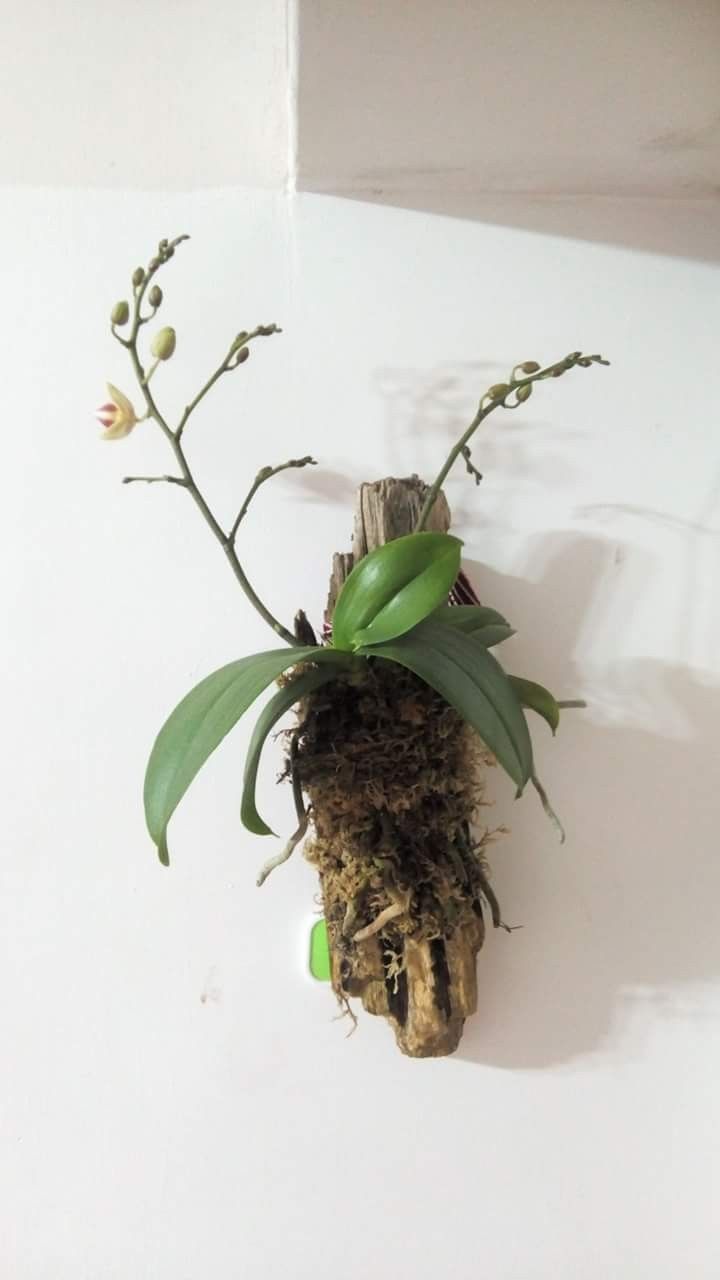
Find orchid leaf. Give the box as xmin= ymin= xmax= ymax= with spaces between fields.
xmin=509 ymin=676 xmax=560 ymax=735
xmin=359 ymin=619 xmax=533 ymax=791
xmin=144 ymin=646 xmax=349 ymax=864
xmin=332 ymin=532 xmax=463 ymax=651
xmin=241 ymin=666 xmax=340 ymax=836
xmin=433 ymin=604 xmax=515 ymax=647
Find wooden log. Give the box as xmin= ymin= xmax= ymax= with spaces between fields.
xmin=316 ymin=474 xmax=486 ymax=1058
xmin=325 ymin=474 xmax=451 ymax=616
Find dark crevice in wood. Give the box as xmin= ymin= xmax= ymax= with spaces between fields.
xmin=430 ymin=938 xmax=453 ymax=1020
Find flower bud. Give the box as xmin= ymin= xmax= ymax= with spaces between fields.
xmin=110 ymin=300 xmax=129 ymax=326
xmin=487 ymin=383 xmax=510 ymax=400
xmin=151 ymin=326 xmax=176 ymax=360
xmin=132 ymin=267 xmax=145 ymax=288
xmin=148 ymin=285 xmax=163 ymax=308
xmin=516 ymin=384 xmax=532 ymax=402
xmin=234 ymin=346 xmax=250 ymax=365
xmin=519 ymin=361 xmax=540 ymax=374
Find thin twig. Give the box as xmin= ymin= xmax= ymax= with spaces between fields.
xmin=415 ymin=352 xmax=609 ymax=531
xmin=176 ymin=324 xmax=282 ymax=442
xmin=229 ymin=456 xmax=317 ymax=545
xmin=122 ymin=474 xmax=187 ymax=486
xmin=557 ymin=699 xmax=587 ymax=710
xmin=461 ymin=445 xmax=483 ymax=486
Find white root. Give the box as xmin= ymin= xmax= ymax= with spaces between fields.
xmin=256 ymin=814 xmax=309 ymax=887
xmin=531 ymin=773 xmax=566 ymax=844
xmin=352 ymin=902 xmax=405 ymax=942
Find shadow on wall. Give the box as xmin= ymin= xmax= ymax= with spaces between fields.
xmin=375 ymin=358 xmax=586 ymax=529
xmin=454 ymin=534 xmax=720 ymax=1069
xmin=318 ymin=191 xmax=720 ymax=266
xmin=373 ymin=363 xmax=720 ymax=1066
xmin=287 ymin=361 xmax=720 ymax=1067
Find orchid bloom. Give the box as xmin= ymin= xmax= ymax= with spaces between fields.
xmin=96 ymin=384 xmax=138 ymax=440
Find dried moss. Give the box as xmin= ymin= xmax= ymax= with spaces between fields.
xmin=292 ymin=659 xmax=498 ymax=953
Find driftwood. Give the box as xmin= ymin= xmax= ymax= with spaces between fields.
xmin=326 ymin=475 xmax=451 ymax=615
xmin=316 ymin=475 xmax=486 ymax=1057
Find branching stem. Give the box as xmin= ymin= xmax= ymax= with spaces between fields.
xmin=176 ymin=324 xmax=281 ymax=442
xmin=122 ymin=474 xmax=187 ymax=487
xmin=229 ymin=456 xmax=316 ymax=545
xmin=415 ymin=351 xmax=609 ymax=531
xmin=118 ymin=237 xmax=297 ymax=646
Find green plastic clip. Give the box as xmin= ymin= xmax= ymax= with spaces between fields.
xmin=309 ymin=919 xmax=331 ymax=981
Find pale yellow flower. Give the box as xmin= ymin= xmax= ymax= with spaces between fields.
xmin=95 ymin=384 xmax=138 ymax=440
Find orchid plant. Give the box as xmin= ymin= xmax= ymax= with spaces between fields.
xmin=100 ymin=236 xmax=607 ymax=873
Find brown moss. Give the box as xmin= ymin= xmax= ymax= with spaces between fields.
xmin=292 ymin=659 xmax=498 ymax=967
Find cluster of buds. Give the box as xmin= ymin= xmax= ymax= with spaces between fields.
xmin=545 ymin=351 xmax=609 ymax=377
xmin=97 ymin=235 xmax=280 ymax=442
xmin=480 ymin=352 xmax=609 ymax=414
xmin=99 ymin=238 xmax=187 ymax=439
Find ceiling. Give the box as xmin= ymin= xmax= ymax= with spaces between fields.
xmin=296 ymin=0 xmax=720 ymax=205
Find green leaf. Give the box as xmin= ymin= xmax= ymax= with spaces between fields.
xmin=144 ymin=646 xmax=348 ymax=863
xmin=332 ymin=532 xmax=463 ymax=651
xmin=433 ymin=604 xmax=515 ymax=647
xmin=359 ymin=619 xmax=533 ymax=791
xmin=241 ymin=666 xmax=340 ymax=837
xmin=509 ymin=676 xmax=560 ymax=735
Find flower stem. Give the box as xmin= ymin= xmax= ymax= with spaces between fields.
xmin=415 ymin=351 xmax=609 ymax=532
xmin=122 ymin=238 xmax=297 ymax=647
xmin=228 ymin=456 xmax=316 ymax=544
xmin=176 ymin=324 xmax=281 ymax=442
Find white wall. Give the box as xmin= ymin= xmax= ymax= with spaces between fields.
xmin=3 ymin=2 xmax=720 ymax=1276
xmin=2 ymin=183 xmax=719 ymax=1279
xmin=0 ymin=0 xmax=288 ymax=188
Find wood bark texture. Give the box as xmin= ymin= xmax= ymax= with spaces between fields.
xmin=320 ymin=475 xmax=485 ymax=1057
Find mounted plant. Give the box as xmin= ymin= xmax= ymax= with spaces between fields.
xmin=99 ymin=236 xmax=607 ymax=1057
